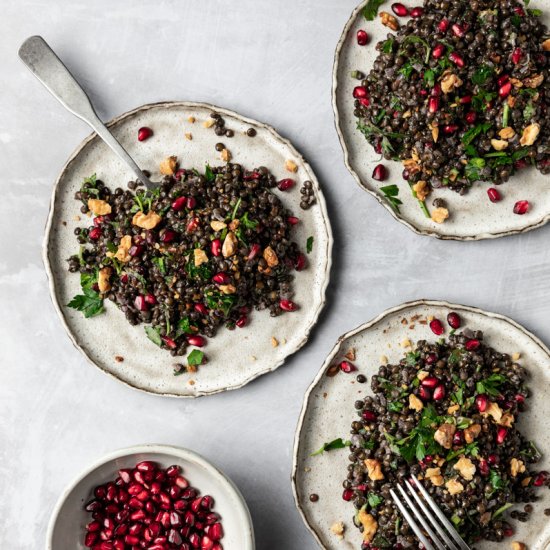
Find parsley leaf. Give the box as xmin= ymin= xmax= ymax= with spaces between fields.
xmin=465 ymin=157 xmax=486 ymax=181
xmin=406 ymin=351 xmax=420 ymax=366
xmin=205 ymin=291 xmax=236 ymax=316
xmin=424 ymin=69 xmax=436 ymax=88
xmin=187 ymin=349 xmax=204 ymax=366
xmin=144 ymin=326 xmax=162 ymax=346
xmin=489 ymin=469 xmax=507 ymax=490
xmin=204 ymin=164 xmax=215 ymax=182
xmin=152 ymin=257 xmax=167 ymax=275
xmin=311 ymin=437 xmax=351 ymax=456
xmin=476 ymin=374 xmax=506 ymax=397
xmin=240 ymin=212 xmax=259 ymax=229
xmin=67 ymin=288 xmax=104 ymax=318
xmin=306 ymin=236 xmax=314 ymax=254
xmin=367 ymin=493 xmax=384 ymax=508
xmin=524 ymin=101 xmax=536 ymax=120
xmin=186 ymin=259 xmax=212 ymax=281
xmin=471 ymin=65 xmax=493 ymax=86
xmin=382 ymin=38 xmax=394 ymax=54
xmin=462 ymin=123 xmax=492 ymax=146
xmin=362 ymin=0 xmax=386 ymax=21
xmin=380 ymin=184 xmax=403 ymax=213
xmin=177 ymin=317 xmax=196 ymax=336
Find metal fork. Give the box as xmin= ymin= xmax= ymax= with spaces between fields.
xmin=390 ymin=474 xmax=471 ymax=550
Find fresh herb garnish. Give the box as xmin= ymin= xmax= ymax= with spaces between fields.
xmin=230 ymin=198 xmax=242 ymax=220
xmin=503 ymin=103 xmax=510 ymax=127
xmin=240 ymin=212 xmax=259 ymax=229
xmin=152 ymin=257 xmax=167 ymax=275
xmin=462 ymin=123 xmax=492 ymax=146
xmin=471 ymin=65 xmax=493 ymax=86
xmin=186 ymin=259 xmax=212 ymax=281
xmin=464 ymin=157 xmax=486 ymax=181
xmin=476 ymin=374 xmax=506 ymax=397
xmin=177 ymin=317 xmax=196 ymax=336
xmin=489 ymin=469 xmax=507 ymax=490
xmin=388 ymin=401 xmax=404 ymax=412
xmin=144 ymin=325 xmax=162 ymax=346
xmin=205 ymin=291 xmax=236 ymax=317
xmin=424 ymin=69 xmax=436 ymax=88
xmin=367 ymin=493 xmax=384 ymax=508
xmin=524 ymin=101 xmax=536 ymax=120
xmin=380 ymin=184 xmax=403 ymax=213
xmin=306 ymin=236 xmax=314 ymax=254
xmin=395 ymin=404 xmax=443 ymax=462
xmin=381 ymin=38 xmax=394 ymax=54
xmin=204 ymin=164 xmax=215 ymax=182
xmin=362 ymin=0 xmax=386 ymax=21
xmin=493 ymin=502 xmax=513 ymax=519
xmin=187 ymin=349 xmax=205 ymax=366
xmin=399 ymin=36 xmax=431 ymax=64
xmin=375 ymin=109 xmax=387 ymax=124
xmin=67 ymin=271 xmax=105 ymax=318
xmin=405 ymin=351 xmax=420 ymax=366
xmin=311 ymin=437 xmax=351 ymax=456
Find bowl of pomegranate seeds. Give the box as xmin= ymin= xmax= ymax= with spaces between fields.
xmin=44 ymin=102 xmax=332 ymax=397
xmin=47 ymin=445 xmax=254 ymax=550
xmin=333 ymin=0 xmax=550 ymax=240
xmin=293 ymin=300 xmax=550 ymax=549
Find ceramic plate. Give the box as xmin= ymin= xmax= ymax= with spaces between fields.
xmin=292 ymin=300 xmax=550 ymax=549
xmin=333 ymin=0 xmax=550 ymax=240
xmin=44 ymin=101 xmax=332 ymax=397
xmin=46 ymin=444 xmax=255 ymax=549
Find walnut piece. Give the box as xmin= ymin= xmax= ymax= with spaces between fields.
xmin=98 ymin=267 xmax=112 ymax=293
xmin=412 ymin=181 xmax=429 ymax=201
xmin=543 ymin=39 xmax=550 ymax=51
xmin=499 ymin=127 xmax=516 ymax=139
xmin=210 ymin=220 xmax=227 ymax=231
xmin=87 ymin=198 xmax=112 ymax=216
xmin=364 ymin=459 xmax=384 ymax=481
xmin=441 ymin=73 xmax=463 ymax=94
xmin=194 ymin=249 xmax=208 ymax=267
xmin=453 ymin=456 xmax=476 ymax=480
xmin=379 ymin=11 xmax=399 ymax=31
xmin=523 ymin=74 xmax=544 ymax=88
xmin=219 ymin=284 xmax=236 ymax=295
xmin=520 ymin=123 xmax=541 ymax=146
xmin=330 ymin=522 xmax=345 ymax=538
xmin=431 ymin=124 xmax=439 ymax=143
xmin=159 ymin=155 xmax=177 ymax=175
xmin=221 ymin=148 xmax=231 ymax=162
xmin=482 ymin=401 xmax=503 ymax=423
xmin=403 ymin=158 xmax=421 ymax=176
xmin=425 ymin=467 xmax=444 ymax=486
xmin=447 ymin=404 xmax=460 ymax=414
xmin=285 ymin=159 xmax=298 ymax=173
xmin=132 ymin=211 xmax=162 ymax=230
xmin=417 ymin=370 xmax=429 ymax=381
xmin=409 ymin=393 xmax=424 ymax=412
xmin=357 ymin=509 xmax=378 ymax=543
xmin=510 ymin=458 xmax=526 ymax=478
xmin=110 ymin=235 xmax=133 ymax=263
xmin=499 ymin=413 xmax=515 ymax=428
xmin=263 ymin=246 xmax=279 ymax=267
xmin=463 ymin=424 xmax=481 ymax=444
xmin=445 ymin=478 xmax=464 ymax=495
xmin=491 ymin=139 xmax=509 ymax=151
xmin=511 ymin=542 xmax=527 ymax=550
xmin=222 ymin=232 xmax=238 ymax=258
xmin=434 ymin=423 xmax=456 ymax=449
xmin=431 ymin=207 xmax=449 ymax=224
xmin=203 ymin=118 xmax=215 ymax=128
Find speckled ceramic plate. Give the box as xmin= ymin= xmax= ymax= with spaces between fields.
xmin=46 ymin=444 xmax=255 ymax=549
xmin=333 ymin=0 xmax=550 ymax=240
xmin=44 ymin=101 xmax=332 ymax=397
xmin=292 ymin=300 xmax=550 ymax=549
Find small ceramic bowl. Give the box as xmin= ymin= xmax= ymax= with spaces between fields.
xmin=46 ymin=444 xmax=255 ymax=549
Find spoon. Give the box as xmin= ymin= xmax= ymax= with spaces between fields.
xmin=18 ymin=35 xmax=155 ymax=189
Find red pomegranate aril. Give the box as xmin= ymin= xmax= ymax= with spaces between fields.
xmin=175 ymin=475 xmax=189 ymax=489
xmin=534 ymin=472 xmax=548 ymax=486
xmin=120 ymin=273 xmax=129 ymax=284
xmin=287 ymin=216 xmax=299 ymax=225
xmin=451 ymin=23 xmax=465 ymax=37
xmin=465 ymin=339 xmax=480 ymax=350
xmin=513 ymin=200 xmax=530 ymax=215
xmin=236 ymin=315 xmax=247 ymax=328
xmin=476 ymin=394 xmax=489 ymax=412
xmin=124 ymin=534 xmax=140 ymax=546
xmin=438 ymin=19 xmax=450 ymax=32
xmin=128 ymin=523 xmax=142 ymax=536
xmin=512 ymin=47 xmax=523 ymax=64
xmin=443 ymin=124 xmax=459 ymax=135
xmin=187 ymin=335 xmax=206 ymax=347
xmin=137 ymin=127 xmax=153 ymax=142
xmin=421 ymin=376 xmax=439 ymax=389
xmin=175 ymin=168 xmax=186 ymax=180
xmin=362 ymin=410 xmax=377 ymax=422
xmin=478 ymin=458 xmax=490 ymax=476
xmin=496 ymin=427 xmax=508 ymax=445
xmin=194 ymin=303 xmax=208 ymax=317
xmin=113 ymin=541 xmax=124 ymax=550
xmin=428 ymin=97 xmax=440 ymax=113
xmin=487 ymin=188 xmax=502 ymax=203
xmin=129 ymin=509 xmax=146 ymax=521
xmin=160 ymin=229 xmax=177 ymax=243
xmin=88 ymin=520 xmax=102 ymax=532
xmin=128 ymin=244 xmax=143 ymax=257
xmin=201 ymin=535 xmax=214 ymax=550
xmin=357 ymin=29 xmax=369 ymax=45
xmin=136 ymin=461 xmax=156 ymax=473
xmin=210 ymin=238 xmax=222 ymax=257
xmin=294 ymin=252 xmax=306 ymax=271
xmin=433 ymin=384 xmax=446 ymax=401
xmin=118 ymin=469 xmax=132 ymax=484
xmin=419 ymin=386 xmax=432 ymax=401
xmin=340 ymin=360 xmax=357 ymax=373
xmin=162 ymin=336 xmax=177 ymax=349
xmin=432 ymin=43 xmax=445 ymax=59
xmin=94 ymin=485 xmax=107 ymax=499
xmin=169 ymin=485 xmax=181 ymax=500
xmin=459 ymin=95 xmax=472 ymax=104
xmin=359 ymin=97 xmax=370 ymax=108
xmin=186 ymin=218 xmax=199 ymax=232
xmin=353 ymin=86 xmax=368 ymax=99
xmin=186 ymin=197 xmax=197 ymax=209
xmin=85 ymin=532 xmax=98 ymax=547
xmin=134 ymin=295 xmax=148 ymax=312
xmin=208 ymin=523 xmax=224 ymax=541
xmin=425 ymin=353 xmax=437 ymax=364
xmin=145 ymin=501 xmax=156 ymax=514
xmin=449 ymin=52 xmax=465 ymax=67
xmin=514 ymin=393 xmax=525 ymax=405
xmin=166 ymin=465 xmax=180 ymax=478
xmin=212 ymin=272 xmax=230 ymax=284
xmin=89 ymin=227 xmax=102 ymax=241
xmin=172 ymin=196 xmax=187 ymax=211
xmin=453 ymin=430 xmax=463 ymax=445
xmin=487 ymin=453 xmax=499 ymax=465
xmin=372 ymin=164 xmax=387 ymax=181
xmin=277 ymin=178 xmax=295 ymax=191
xmin=465 ymin=111 xmax=477 ymax=125
xmin=447 ymin=312 xmax=461 ymax=329
xmin=279 ymin=299 xmax=298 ymax=312
xmin=431 ymin=83 xmax=442 ymax=97
xmin=247 ymin=243 xmax=261 ymax=261
xmin=191 ymin=497 xmax=203 ymax=513
xmin=342 ymin=489 xmax=354 ymax=501
xmin=391 ymin=2 xmax=409 ymax=16
xmin=144 ymin=293 xmax=157 ymax=305
xmin=429 ymin=318 xmax=444 ymax=335
xmin=410 ymin=6 xmax=423 ymax=17
xmin=129 ymin=496 xmax=144 ymax=509
xmin=499 ymin=81 xmax=512 ymax=99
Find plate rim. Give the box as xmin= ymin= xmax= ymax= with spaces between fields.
xmin=291 ymin=298 xmax=550 ymax=549
xmin=43 ymin=100 xmax=333 ymax=398
xmin=331 ymin=0 xmax=550 ymax=241
xmin=45 ymin=443 xmax=255 ymax=550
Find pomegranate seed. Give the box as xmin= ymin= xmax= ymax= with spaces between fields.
xmin=243 ymin=171 xmax=260 ymax=181
xmin=342 ymin=489 xmax=354 ymax=501
xmin=362 ymin=410 xmax=377 ymax=422
xmin=513 ymin=200 xmax=530 ymax=215
xmin=478 ymin=458 xmax=489 ymax=476
xmin=459 ymin=95 xmax=473 ymax=104
xmin=432 ymin=43 xmax=445 ymax=59
xmin=357 ymin=29 xmax=369 ymax=45
xmin=85 ymin=532 xmax=98 ymax=547
xmin=402 ymin=169 xmax=410 ymax=180
xmin=340 ymin=361 xmax=356 ymax=373
xmin=515 ymin=159 xmax=529 ymax=170
xmin=451 ymin=23 xmax=465 ymax=37
xmin=496 ymin=427 xmax=508 ymax=444
xmin=175 ymin=475 xmax=189 ymax=489
xmin=174 ymin=168 xmax=186 ymax=180
xmin=372 ymin=164 xmax=387 ymax=181
xmin=120 ymin=273 xmax=129 ymax=284
xmin=186 ymin=197 xmax=197 ymax=209
xmin=247 ymin=243 xmax=261 ymax=260
xmin=465 ymin=111 xmax=477 ymax=125
xmin=359 ymin=97 xmax=370 ymax=107
xmin=503 ymin=526 xmax=515 ymax=537
xmin=287 ymin=216 xmax=300 ymax=225
xmin=212 ymin=272 xmax=230 ymax=284
xmin=128 ymin=244 xmax=143 ymax=257
xmin=452 ymin=430 xmax=463 ymax=445
xmin=514 ymin=6 xmax=525 ymax=16
xmin=118 ymin=469 xmax=132 ymax=484
xmin=208 ymin=523 xmax=223 ymax=540
xmin=160 ymin=229 xmax=177 ymax=243
xmin=280 ymin=299 xmax=298 ymax=312
xmin=476 ymin=394 xmax=489 ymax=412
xmin=211 ymin=238 xmax=222 ymax=257
xmin=374 ymin=139 xmax=383 ymax=154
xmin=497 ymin=74 xmax=509 ymax=87
xmin=428 ymin=97 xmax=440 ymax=113
xmin=137 ymin=127 xmax=153 ymax=142
xmin=446 ymin=312 xmax=461 ymax=329
xmin=419 ymin=89 xmax=428 ymax=97
xmin=391 ymin=2 xmax=409 ymax=16
xmin=353 ymin=86 xmax=368 ymax=101
xmin=499 ymin=81 xmax=512 ymax=99
xmin=431 ymin=83 xmax=442 ymax=97
xmin=236 ymin=315 xmax=247 ymax=328
xmin=443 ymin=124 xmax=459 ymax=135
xmin=89 ymin=227 xmax=102 ymax=241
xmin=162 ymin=336 xmax=176 ymax=349
xmin=487 ymin=453 xmax=499 ymax=465
xmin=514 ymin=393 xmax=525 ymax=405
xmin=186 ymin=218 xmax=199 ymax=232
xmin=465 ymin=339 xmax=480 ymax=350
xmin=187 ymin=335 xmax=206 ymax=347
xmin=429 ymin=318 xmax=444 ymax=335
xmin=134 ymin=295 xmax=148 ymax=312
xmin=277 ymin=178 xmax=295 ymax=191
xmin=294 ymin=253 xmax=306 ymax=271
xmin=171 ymin=196 xmax=187 ymax=211
xmin=419 ymin=386 xmax=432 ymax=401
xmin=410 ymin=6 xmax=423 ymax=17
xmin=144 ymin=293 xmax=157 ymax=305
xmin=449 ymin=52 xmax=464 ymax=67
xmin=487 ymin=188 xmax=502 ymax=203
xmin=438 ymin=19 xmax=450 ymax=32
xmin=433 ymin=384 xmax=446 ymax=401
xmin=425 ymin=353 xmax=437 ymax=364
xmin=421 ymin=376 xmax=438 ymax=388
xmin=195 ymin=303 xmax=208 ymax=315
xmin=534 ymin=472 xmax=548 ymax=486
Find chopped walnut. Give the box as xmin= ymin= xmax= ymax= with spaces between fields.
xmin=447 ymin=404 xmax=460 ymax=414
xmin=431 ymin=207 xmax=449 ymax=224
xmin=160 ymin=155 xmax=177 ymax=175
xmin=521 ymin=477 xmax=532 ymax=487
xmin=511 ymin=542 xmax=527 ymax=550
xmin=364 ymin=459 xmax=384 ymax=481
xmin=330 ymin=522 xmax=345 ymax=538
xmin=379 ymin=11 xmax=399 ymax=31
xmin=508 ymin=95 xmax=518 ymax=108
xmin=431 ymin=122 xmax=439 ymax=143
xmin=210 ymin=220 xmax=227 ymax=231
xmin=510 ymin=77 xmax=523 ymax=88
xmin=98 ymin=267 xmax=112 ymax=293
xmin=271 ymin=337 xmax=279 ymax=348
xmin=222 ymin=232 xmax=238 ymax=258
xmin=425 ymin=467 xmax=444 ymax=486
xmin=285 ymin=159 xmax=298 ymax=173
xmin=110 ymin=235 xmax=133 ymax=263
xmin=188 ymin=116 xmax=196 ymax=123
xmin=441 ymin=73 xmax=463 ymax=94
xmin=403 ymin=157 xmax=422 ymax=176
xmin=417 ymin=370 xmax=429 ymax=381
xmin=520 ymin=123 xmax=541 ymax=146
xmin=543 ymin=38 xmax=550 ymax=51
xmin=499 ymin=127 xmax=516 ymax=139
xmin=221 ymin=148 xmax=231 ymax=162
xmin=228 ymin=219 xmax=240 ymax=231
xmin=357 ymin=509 xmax=378 ymax=542
xmin=463 ymin=424 xmax=481 ymax=444
xmin=263 ymin=246 xmax=279 ymax=267
xmin=184 ymin=132 xmax=193 ymax=140
xmin=482 ymin=401 xmax=503 ymax=423
xmin=412 ymin=181 xmax=429 ymax=201
xmin=445 ymin=478 xmax=464 ymax=495
xmin=510 ymin=458 xmax=526 ymax=478
xmin=409 ymin=393 xmax=424 ymax=412
xmin=453 ymin=456 xmax=476 ymax=481
xmin=512 ymin=352 xmax=521 ymax=361
xmin=87 ymin=198 xmax=112 ymax=216
xmin=193 ymin=249 xmax=208 ymax=267
xmin=203 ymin=118 xmax=215 ymax=128
xmin=499 ymin=413 xmax=515 ymax=428
xmin=523 ymin=74 xmax=544 ymax=88
xmin=491 ymin=139 xmax=509 ymax=151
xmin=219 ymin=284 xmax=236 ymax=295
xmin=132 ymin=211 xmax=162 ymax=230
xmin=434 ymin=423 xmax=456 ymax=449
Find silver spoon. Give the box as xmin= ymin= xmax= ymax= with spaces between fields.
xmin=18 ymin=35 xmax=155 ymax=189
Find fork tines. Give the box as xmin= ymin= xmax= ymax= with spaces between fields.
xmin=389 ymin=474 xmax=471 ymax=550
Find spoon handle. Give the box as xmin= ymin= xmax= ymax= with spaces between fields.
xmin=18 ymin=35 xmax=154 ymax=189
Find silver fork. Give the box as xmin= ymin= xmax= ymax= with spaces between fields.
xmin=390 ymin=474 xmax=471 ymax=550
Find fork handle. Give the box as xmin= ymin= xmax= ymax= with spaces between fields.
xmin=18 ymin=35 xmax=153 ymax=189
